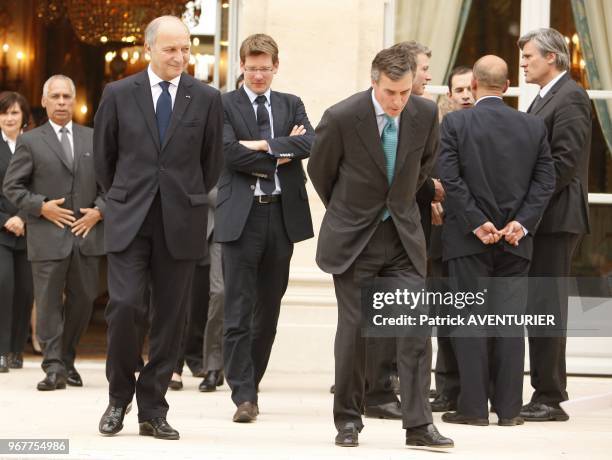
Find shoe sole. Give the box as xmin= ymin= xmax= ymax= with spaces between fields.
xmin=138 ymin=428 xmax=180 ymax=440
xmin=199 ymin=386 xmax=216 ymax=393
xmin=233 ymin=413 xmax=256 ymax=423
xmin=335 ymin=441 xmax=358 ymax=447
xmin=406 ymin=440 xmax=454 ymax=448
xmin=522 ymin=415 xmax=569 ymax=422
xmin=498 ymin=421 xmax=525 ymax=426
xmin=67 ymin=382 xmax=83 ymax=387
xmin=37 ymin=383 xmax=67 ymax=391
xmin=442 ymin=419 xmax=489 ymax=426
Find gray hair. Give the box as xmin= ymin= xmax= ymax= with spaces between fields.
xmin=371 ymin=46 xmax=416 ymax=82
xmin=145 ymin=15 xmax=190 ymax=46
xmin=392 ymin=40 xmax=432 ymax=59
xmin=42 ymin=75 xmax=76 ymax=98
xmin=518 ymin=28 xmax=570 ymax=71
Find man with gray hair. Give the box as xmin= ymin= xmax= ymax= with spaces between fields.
xmin=309 ymin=46 xmax=453 ymax=449
xmin=517 ymin=27 xmax=591 ymax=422
xmin=94 ymin=15 xmax=222 ymax=439
xmin=4 ymin=74 xmax=105 ymax=391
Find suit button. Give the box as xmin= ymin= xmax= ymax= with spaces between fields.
xmin=250 ymin=185 xmax=255 ymax=190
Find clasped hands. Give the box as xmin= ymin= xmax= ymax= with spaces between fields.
xmin=475 ymin=221 xmax=525 ymax=246
xmin=3 ymin=215 xmax=25 ymax=237
xmin=40 ymin=198 xmax=102 ymax=238
xmin=431 ymin=178 xmax=445 ymax=226
xmin=238 ymin=124 xmax=306 ymax=166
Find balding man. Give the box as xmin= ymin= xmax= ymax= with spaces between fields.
xmin=94 ymin=16 xmax=222 ymax=439
xmin=438 ymin=56 xmax=554 ymax=426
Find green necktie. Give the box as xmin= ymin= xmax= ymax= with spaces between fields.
xmin=381 ymin=114 xmax=397 ymax=221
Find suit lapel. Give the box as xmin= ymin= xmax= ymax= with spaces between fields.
xmin=531 ymin=73 xmax=570 ymax=115
xmin=161 ymin=73 xmax=192 ymax=151
xmin=393 ymin=99 xmax=418 ymax=182
xmin=0 ymin=140 xmax=11 ymax=173
xmin=133 ymin=70 xmax=161 ymax=151
xmin=41 ymin=122 xmax=73 ymax=174
xmin=270 ymin=91 xmax=287 ymax=138
xmin=355 ymin=90 xmax=387 ymax=179
xmin=236 ymin=87 xmax=259 ymax=139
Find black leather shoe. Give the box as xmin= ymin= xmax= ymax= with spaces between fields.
xmin=406 ymin=424 xmax=454 ymax=448
xmin=442 ymin=411 xmax=489 ymax=426
xmin=37 ymin=373 xmax=67 ymax=391
xmin=430 ymin=395 xmax=457 ymax=412
xmin=233 ymin=402 xmax=259 ymax=423
xmin=198 ymin=370 xmax=223 ymax=392
xmin=8 ymin=352 xmax=23 ymax=369
xmin=335 ymin=422 xmax=359 ymax=447
xmin=364 ymin=401 xmax=402 ymax=419
xmin=67 ymin=369 xmax=83 ymax=387
xmin=168 ymin=379 xmax=183 ymax=391
xmin=520 ymin=402 xmax=569 ymax=421
xmin=139 ymin=417 xmax=179 ymax=440
xmin=0 ymin=355 xmax=8 ymax=373
xmin=498 ymin=416 xmax=524 ymax=426
xmin=99 ymin=403 xmax=132 ymax=435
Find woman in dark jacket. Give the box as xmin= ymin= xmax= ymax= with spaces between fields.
xmin=0 ymin=91 xmax=33 ymax=372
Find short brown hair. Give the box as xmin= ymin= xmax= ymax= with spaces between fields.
xmin=0 ymin=91 xmax=31 ymax=129
xmin=371 ymin=46 xmax=416 ymax=82
xmin=393 ymin=40 xmax=432 ymax=59
xmin=240 ymin=34 xmax=279 ymax=64
xmin=447 ymin=66 xmax=472 ymax=91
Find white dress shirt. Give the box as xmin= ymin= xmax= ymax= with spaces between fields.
xmin=1 ymin=130 xmax=16 ymax=154
xmin=48 ymin=119 xmax=74 ymax=158
xmin=242 ymin=84 xmax=281 ymax=195
xmin=148 ymin=65 xmax=180 ymax=110
xmin=539 ymin=70 xmax=567 ymax=98
xmin=371 ymin=89 xmax=400 ymax=136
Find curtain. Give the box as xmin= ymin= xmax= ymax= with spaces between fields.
xmin=571 ymin=0 xmax=612 ymax=157
xmin=394 ymin=0 xmax=472 ymax=86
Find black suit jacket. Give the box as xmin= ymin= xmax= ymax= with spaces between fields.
xmin=308 ymin=90 xmax=439 ymax=277
xmin=0 ymin=139 xmax=26 ymax=250
xmin=527 ymin=73 xmax=591 ymax=235
xmin=93 ymin=70 xmax=223 ymax=260
xmin=439 ymin=97 xmax=555 ymax=261
xmin=214 ymin=86 xmax=314 ymax=243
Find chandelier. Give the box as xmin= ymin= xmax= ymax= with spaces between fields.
xmin=36 ymin=0 xmax=203 ymax=46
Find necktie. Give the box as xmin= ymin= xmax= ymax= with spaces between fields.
xmin=381 ymin=115 xmax=397 ymax=221
xmin=529 ymin=94 xmax=542 ymax=113
xmin=255 ymin=95 xmax=275 ymax=194
xmin=59 ymin=126 xmax=73 ymax=168
xmin=156 ymin=81 xmax=172 ymax=144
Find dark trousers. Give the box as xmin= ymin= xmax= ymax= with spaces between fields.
xmin=333 ymin=219 xmax=432 ymax=430
xmin=105 ymin=196 xmax=195 ymax=422
xmin=448 ymin=247 xmax=529 ymax=419
xmin=527 ymin=232 xmax=580 ymax=405
xmin=0 ymin=245 xmax=33 ymax=355
xmin=364 ymin=338 xmax=400 ymax=406
xmin=203 ymin=240 xmax=224 ymax=372
xmin=222 ymin=201 xmax=293 ymax=406
xmin=31 ymin=242 xmax=98 ymax=376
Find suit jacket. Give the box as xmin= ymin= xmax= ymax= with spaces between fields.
xmin=0 ymin=139 xmax=27 ymax=250
xmin=93 ymin=70 xmax=223 ymax=260
xmin=528 ymin=73 xmax=591 ymax=235
xmin=214 ymin=86 xmax=314 ymax=243
xmin=3 ymin=122 xmax=105 ymax=261
xmin=439 ymin=97 xmax=555 ymax=261
xmin=308 ymin=89 xmax=439 ymax=278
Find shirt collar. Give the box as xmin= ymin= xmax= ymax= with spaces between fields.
xmin=48 ymin=119 xmax=73 ymax=134
xmin=243 ymin=84 xmax=271 ymax=105
xmin=148 ymin=65 xmax=181 ymax=90
xmin=474 ymin=95 xmax=503 ymax=106
xmin=370 ymin=89 xmax=399 ymax=123
xmin=540 ymin=70 xmax=566 ymax=98
xmin=1 ymin=130 xmax=9 ymax=143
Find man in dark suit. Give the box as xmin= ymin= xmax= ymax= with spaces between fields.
xmin=3 ymin=75 xmax=105 ymax=391
xmin=308 ymin=46 xmax=453 ymax=449
xmin=517 ymin=27 xmax=592 ymax=422
xmin=438 ymin=55 xmax=554 ymax=426
xmin=94 ymin=16 xmax=223 ymax=439
xmin=216 ymin=33 xmax=314 ymax=423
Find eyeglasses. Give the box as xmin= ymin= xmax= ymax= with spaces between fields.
xmin=244 ymin=67 xmax=274 ymax=74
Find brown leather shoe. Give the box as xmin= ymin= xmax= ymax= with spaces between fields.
xmin=232 ymin=401 xmax=259 ymax=423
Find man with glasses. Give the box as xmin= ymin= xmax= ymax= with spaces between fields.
xmin=215 ymin=33 xmax=314 ymax=423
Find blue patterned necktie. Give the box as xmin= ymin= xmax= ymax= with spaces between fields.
xmin=156 ymin=81 xmax=172 ymax=144
xmin=381 ymin=114 xmax=397 ymax=221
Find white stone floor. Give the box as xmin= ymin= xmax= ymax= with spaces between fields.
xmin=1 ymin=359 xmax=611 ymax=460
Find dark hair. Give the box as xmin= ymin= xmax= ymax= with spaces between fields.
xmin=0 ymin=91 xmax=30 ymax=129
xmin=371 ymin=46 xmax=416 ymax=82
xmin=235 ymin=73 xmax=244 ymax=90
xmin=447 ymin=66 xmax=472 ymax=91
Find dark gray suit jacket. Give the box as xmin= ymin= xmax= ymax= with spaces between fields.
xmin=0 ymin=139 xmax=27 ymax=250
xmin=93 ymin=70 xmax=223 ymax=260
xmin=528 ymin=73 xmax=591 ymax=235
xmin=308 ymin=89 xmax=439 ymax=278
xmin=3 ymin=122 xmax=105 ymax=261
xmin=214 ymin=86 xmax=314 ymax=244
xmin=439 ymin=97 xmax=555 ymax=261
